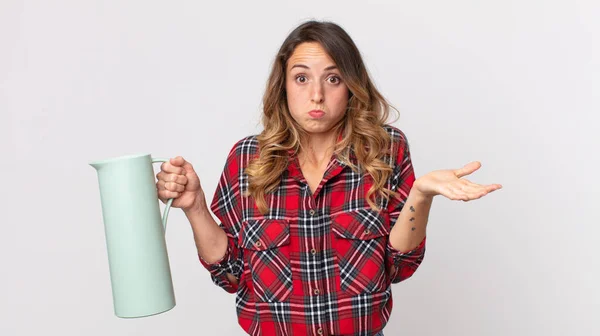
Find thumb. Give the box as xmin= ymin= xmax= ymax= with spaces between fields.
xmin=455 ymin=161 xmax=481 ymax=178
xmin=170 ymin=156 xmax=196 ymax=174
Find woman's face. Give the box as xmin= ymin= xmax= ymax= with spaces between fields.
xmin=285 ymin=42 xmax=349 ymax=136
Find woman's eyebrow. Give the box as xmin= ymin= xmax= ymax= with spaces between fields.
xmin=290 ymin=64 xmax=338 ymax=71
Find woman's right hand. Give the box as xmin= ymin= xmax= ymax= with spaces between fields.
xmin=156 ymin=156 xmax=205 ymax=212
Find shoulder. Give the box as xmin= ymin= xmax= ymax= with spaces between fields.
xmin=221 ymin=135 xmax=260 ymax=172
xmin=227 ymin=134 xmax=260 ymax=158
xmin=382 ymin=124 xmax=410 ymax=146
xmin=382 ymin=124 xmax=411 ymax=163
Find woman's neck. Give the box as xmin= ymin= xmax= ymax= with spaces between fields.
xmin=298 ymin=130 xmax=338 ymax=168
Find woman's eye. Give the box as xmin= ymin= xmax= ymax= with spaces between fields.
xmin=328 ymin=76 xmax=340 ymax=84
xmin=296 ymin=75 xmax=307 ymax=83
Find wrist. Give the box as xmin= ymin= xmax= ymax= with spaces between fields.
xmin=184 ymin=196 xmax=218 ymax=237
xmin=184 ymin=192 xmax=210 ymax=217
xmin=410 ymin=184 xmax=434 ymax=203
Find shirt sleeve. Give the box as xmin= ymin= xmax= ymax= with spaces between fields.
xmin=385 ymin=129 xmax=427 ymax=284
xmin=198 ymin=141 xmax=245 ymax=294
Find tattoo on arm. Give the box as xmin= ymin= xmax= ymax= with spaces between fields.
xmin=410 ymin=206 xmax=416 ymax=231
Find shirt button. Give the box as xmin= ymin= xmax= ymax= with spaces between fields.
xmin=364 ymin=229 xmax=371 ymax=235
xmin=310 ymin=248 xmax=317 ymax=255
xmin=317 ymin=328 xmax=323 ymax=335
xmin=314 ymin=288 xmax=320 ymax=295
xmin=309 ymin=209 xmax=316 ymax=216
xmin=255 ymin=241 xmax=262 ymax=247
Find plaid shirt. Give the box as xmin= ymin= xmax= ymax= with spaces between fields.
xmin=200 ymin=124 xmax=426 ymax=336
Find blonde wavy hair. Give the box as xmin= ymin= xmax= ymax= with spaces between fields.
xmin=245 ymin=20 xmax=402 ymax=215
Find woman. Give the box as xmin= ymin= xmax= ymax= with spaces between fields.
xmin=156 ymin=20 xmax=501 ymax=336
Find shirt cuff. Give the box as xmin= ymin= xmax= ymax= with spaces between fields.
xmin=387 ymin=236 xmax=426 ymax=258
xmin=386 ymin=236 xmax=427 ymax=282
xmin=197 ymin=241 xmax=239 ymax=293
xmin=198 ymin=243 xmax=232 ymax=272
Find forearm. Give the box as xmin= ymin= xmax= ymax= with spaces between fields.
xmin=183 ymin=195 xmax=229 ymax=264
xmin=389 ymin=188 xmax=434 ymax=253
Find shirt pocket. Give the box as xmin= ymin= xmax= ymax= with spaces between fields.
xmin=239 ymin=218 xmax=292 ymax=302
xmin=331 ymin=209 xmax=391 ymax=296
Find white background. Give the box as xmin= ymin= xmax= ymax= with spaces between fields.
xmin=1 ymin=0 xmax=598 ymax=335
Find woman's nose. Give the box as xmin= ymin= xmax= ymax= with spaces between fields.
xmin=311 ymin=83 xmax=324 ymax=103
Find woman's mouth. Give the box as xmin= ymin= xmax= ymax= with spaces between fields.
xmin=308 ymin=110 xmax=325 ymax=118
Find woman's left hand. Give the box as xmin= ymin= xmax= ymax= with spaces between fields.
xmin=413 ymin=161 xmax=502 ymax=201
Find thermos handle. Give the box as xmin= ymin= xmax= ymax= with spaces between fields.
xmin=151 ymin=157 xmax=174 ymax=234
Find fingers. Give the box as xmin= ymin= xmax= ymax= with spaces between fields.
xmin=156 ymin=171 xmax=188 ymax=200
xmin=158 ymin=188 xmax=181 ymax=200
xmin=157 ymin=177 xmax=186 ymax=198
xmin=463 ymin=180 xmax=502 ymax=194
xmin=488 ymin=183 xmax=503 ymax=191
xmin=156 ymin=170 xmax=188 ymax=185
xmin=157 ymin=179 xmax=186 ymax=193
xmin=168 ymin=156 xmax=196 ymax=175
xmin=157 ymin=156 xmax=191 ymax=202
xmin=160 ymin=159 xmax=186 ymax=175
xmin=454 ymin=161 xmax=481 ymax=178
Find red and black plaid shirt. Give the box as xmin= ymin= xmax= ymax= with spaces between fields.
xmin=200 ymin=124 xmax=426 ymax=336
